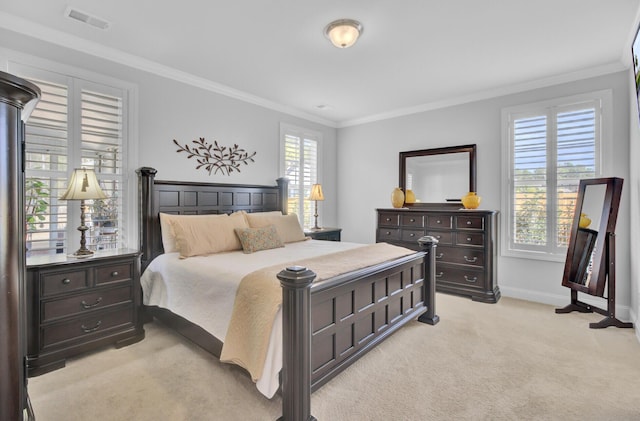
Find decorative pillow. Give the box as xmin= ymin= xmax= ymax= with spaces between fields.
xmin=160 ymin=212 xmax=228 ymax=253
xmin=235 ymin=225 xmax=284 ymax=254
xmin=170 ymin=212 xmax=249 ymax=258
xmin=245 ymin=212 xmax=306 ymax=243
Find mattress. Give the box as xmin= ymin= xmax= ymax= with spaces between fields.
xmin=140 ymin=239 xmax=364 ymax=398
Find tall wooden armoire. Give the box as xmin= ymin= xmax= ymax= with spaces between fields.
xmin=0 ymin=71 xmax=41 ymax=420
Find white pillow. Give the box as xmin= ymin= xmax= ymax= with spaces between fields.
xmin=159 ymin=212 xmax=239 ymax=255
xmin=245 ymin=212 xmax=307 ymax=243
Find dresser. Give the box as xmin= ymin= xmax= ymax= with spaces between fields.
xmin=26 ymin=249 xmax=145 ymax=376
xmin=376 ymin=208 xmax=500 ymax=303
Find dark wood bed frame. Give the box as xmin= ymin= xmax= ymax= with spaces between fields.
xmin=137 ymin=167 xmax=439 ymax=421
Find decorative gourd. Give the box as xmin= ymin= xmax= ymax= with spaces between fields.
xmin=461 ymin=192 xmax=481 ymax=209
xmin=391 ymin=187 xmax=405 ymax=208
xmin=579 ymin=213 xmax=591 ymax=228
xmin=405 ymin=189 xmax=416 ymax=204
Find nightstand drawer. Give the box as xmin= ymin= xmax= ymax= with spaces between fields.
xmin=41 ymin=269 xmax=89 ymax=297
xmin=42 ymin=285 xmax=133 ymax=323
xmin=41 ymin=306 xmax=134 ymax=349
xmin=96 ymin=262 xmax=132 ymax=285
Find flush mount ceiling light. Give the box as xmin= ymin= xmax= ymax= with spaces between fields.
xmin=65 ymin=6 xmax=110 ymax=30
xmin=324 ymin=19 xmax=363 ymax=48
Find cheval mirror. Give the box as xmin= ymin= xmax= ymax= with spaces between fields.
xmin=555 ymin=177 xmax=632 ymax=329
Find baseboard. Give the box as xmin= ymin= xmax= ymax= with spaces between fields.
xmin=499 ymin=285 xmax=633 ymax=322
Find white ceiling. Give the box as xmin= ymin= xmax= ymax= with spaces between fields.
xmin=1 ymin=1 xmax=639 ymax=127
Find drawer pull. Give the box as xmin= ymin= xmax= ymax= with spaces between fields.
xmin=467 ymin=221 xmax=472 ymax=225
xmin=464 ymin=256 xmax=478 ymax=263
xmin=435 ymin=253 xmax=443 ymax=259
xmin=409 ymin=233 xmax=415 ymax=237
xmin=385 ymin=218 xmax=391 ymax=222
xmin=435 ymin=272 xmax=443 ymax=278
xmin=436 ymin=220 xmax=441 ymax=224
xmin=81 ymin=297 xmax=103 ymax=309
xmin=111 ymin=271 xmax=119 ymax=277
xmin=385 ymin=231 xmax=391 ymax=235
xmin=409 ymin=218 xmax=415 ymax=222
xmin=81 ymin=320 xmax=102 ymax=333
xmin=467 ymin=237 xmax=472 ymax=242
xmin=62 ymin=278 xmax=71 ymax=285
xmin=436 ymin=235 xmax=441 ymax=239
xmin=464 ymin=275 xmax=478 ymax=283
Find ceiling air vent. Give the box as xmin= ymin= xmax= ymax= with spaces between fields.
xmin=65 ymin=7 xmax=110 ymax=30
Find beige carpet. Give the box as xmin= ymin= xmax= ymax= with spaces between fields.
xmin=29 ymin=294 xmax=640 ymax=421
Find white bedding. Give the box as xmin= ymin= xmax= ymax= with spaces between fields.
xmin=140 ymin=239 xmax=364 ymax=398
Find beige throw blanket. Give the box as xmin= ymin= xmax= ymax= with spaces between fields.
xmin=219 ymin=242 xmax=416 ymax=382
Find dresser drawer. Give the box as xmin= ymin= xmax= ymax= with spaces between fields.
xmin=401 ymin=229 xmax=425 ymax=242
xmin=401 ymin=214 xmax=424 ymax=228
xmin=427 ymin=231 xmax=453 ymax=245
xmin=435 ymin=265 xmax=485 ymax=289
xmin=427 ymin=215 xmax=452 ymax=229
xmin=455 ymin=232 xmax=484 ymax=247
xmin=456 ymin=215 xmax=484 ymax=230
xmin=41 ymin=269 xmax=90 ymax=297
xmin=41 ymin=285 xmax=133 ymax=323
xmin=96 ymin=262 xmax=132 ymax=285
xmin=434 ymin=245 xmax=484 ymax=267
xmin=379 ymin=212 xmax=400 ymax=227
xmin=377 ymin=228 xmax=401 ymax=241
xmin=41 ymin=306 xmax=135 ymax=349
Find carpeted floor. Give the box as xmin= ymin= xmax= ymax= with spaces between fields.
xmin=29 ymin=294 xmax=640 ymax=420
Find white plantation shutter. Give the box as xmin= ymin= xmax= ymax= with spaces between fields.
xmin=21 ymin=67 xmax=128 ymax=255
xmin=281 ymin=125 xmax=321 ymax=229
xmin=506 ymin=96 xmax=601 ymax=258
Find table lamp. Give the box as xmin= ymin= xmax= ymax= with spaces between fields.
xmin=309 ymin=184 xmax=324 ymax=230
xmin=60 ymin=168 xmax=107 ymax=257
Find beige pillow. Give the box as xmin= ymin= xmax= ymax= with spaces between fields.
xmin=245 ymin=212 xmax=306 ymax=243
xmin=160 ymin=213 xmax=228 ymax=253
xmin=235 ymin=225 xmax=284 ymax=254
xmin=170 ymin=212 xmax=249 ymax=258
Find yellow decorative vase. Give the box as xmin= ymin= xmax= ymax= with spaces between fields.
xmin=461 ymin=192 xmax=481 ymax=209
xmin=579 ymin=213 xmax=591 ymax=228
xmin=391 ymin=187 xmax=405 ymax=208
xmin=405 ymin=189 xmax=416 ymax=204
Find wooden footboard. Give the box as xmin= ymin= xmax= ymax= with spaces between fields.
xmin=137 ymin=168 xmax=438 ymax=421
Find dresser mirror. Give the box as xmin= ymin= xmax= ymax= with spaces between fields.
xmin=399 ymin=144 xmax=476 ymax=206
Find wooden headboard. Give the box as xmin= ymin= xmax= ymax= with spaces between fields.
xmin=137 ymin=167 xmax=288 ymax=271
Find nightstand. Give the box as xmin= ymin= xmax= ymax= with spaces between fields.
xmin=304 ymin=227 xmax=342 ymax=241
xmin=26 ymin=249 xmax=145 ymax=376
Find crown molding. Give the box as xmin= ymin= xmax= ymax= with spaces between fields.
xmin=338 ymin=61 xmax=628 ymax=128
xmin=0 ymin=11 xmax=337 ymax=128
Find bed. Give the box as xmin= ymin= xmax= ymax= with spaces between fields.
xmin=137 ymin=167 xmax=439 ymax=420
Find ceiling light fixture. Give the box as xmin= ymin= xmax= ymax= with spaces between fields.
xmin=324 ymin=19 xmax=363 ymax=49
xmin=65 ymin=6 xmax=110 ymax=30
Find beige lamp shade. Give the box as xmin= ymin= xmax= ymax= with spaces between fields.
xmin=309 ymin=184 xmax=325 ymax=201
xmin=60 ymin=168 xmax=108 ymax=201
xmin=324 ymin=19 xmax=363 ymax=48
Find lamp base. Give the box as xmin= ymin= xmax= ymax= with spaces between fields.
xmin=71 ymin=248 xmax=94 ymax=258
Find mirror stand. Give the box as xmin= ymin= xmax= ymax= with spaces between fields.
xmin=555 ymin=177 xmax=633 ymax=329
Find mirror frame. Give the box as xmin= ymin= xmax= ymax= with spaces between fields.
xmin=561 ymin=177 xmax=623 ymax=297
xmin=399 ymin=144 xmax=477 ymax=207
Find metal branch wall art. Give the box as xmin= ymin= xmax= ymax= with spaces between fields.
xmin=173 ymin=137 xmax=257 ymax=176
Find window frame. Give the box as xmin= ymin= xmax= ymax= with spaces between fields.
xmin=279 ymin=123 xmax=323 ymax=229
xmin=500 ymin=90 xmax=613 ymax=262
xmin=6 ymin=54 xmax=138 ymax=253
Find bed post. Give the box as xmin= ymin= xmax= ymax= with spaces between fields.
xmin=277 ymin=266 xmax=317 ymax=421
xmin=276 ymin=177 xmax=289 ymax=214
xmin=418 ymin=236 xmax=440 ymax=325
xmin=137 ymin=167 xmax=157 ymax=271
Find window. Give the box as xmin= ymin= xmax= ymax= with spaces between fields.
xmin=280 ymin=124 xmax=322 ymax=229
xmin=13 ymin=63 xmax=134 ymax=256
xmin=501 ymin=91 xmax=611 ymax=260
